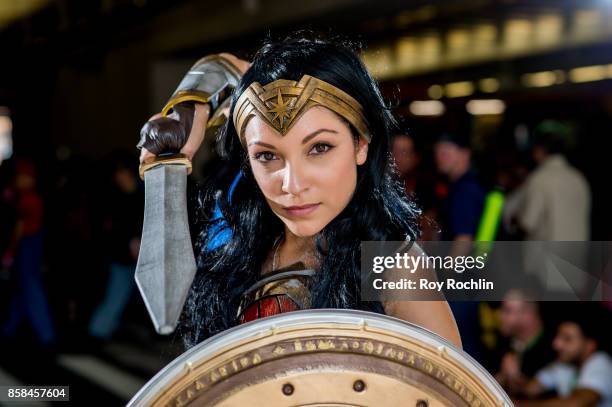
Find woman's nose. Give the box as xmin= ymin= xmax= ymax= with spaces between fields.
xmin=281 ymin=162 xmax=309 ymax=196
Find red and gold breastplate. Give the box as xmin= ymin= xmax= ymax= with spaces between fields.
xmin=237 ymin=263 xmax=315 ymax=324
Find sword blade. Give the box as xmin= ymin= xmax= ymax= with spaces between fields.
xmin=135 ymin=164 xmax=196 ymax=335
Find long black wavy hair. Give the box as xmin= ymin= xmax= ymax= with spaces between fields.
xmin=180 ymin=35 xmax=421 ymax=349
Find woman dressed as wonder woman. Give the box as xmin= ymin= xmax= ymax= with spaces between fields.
xmin=138 ymin=35 xmax=461 ymax=350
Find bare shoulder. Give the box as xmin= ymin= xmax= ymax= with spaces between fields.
xmin=383 ymin=299 xmax=462 ymax=349
xmin=381 ymin=242 xmax=462 ymax=348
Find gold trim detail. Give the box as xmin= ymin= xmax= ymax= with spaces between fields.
xmin=233 ymin=74 xmax=370 ymax=146
xmin=138 ymin=153 xmax=192 ymax=180
xmin=161 ymin=91 xmax=212 ymax=117
xmin=161 ymin=54 xmax=243 ymax=117
xmin=138 ymin=322 xmax=507 ymax=407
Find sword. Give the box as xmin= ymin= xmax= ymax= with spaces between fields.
xmin=135 ymin=55 xmax=242 ymax=335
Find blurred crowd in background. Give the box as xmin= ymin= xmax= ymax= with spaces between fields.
xmin=1 ymin=0 xmax=612 ymax=405
xmin=0 ymin=152 xmax=144 ymax=349
xmin=390 ymin=121 xmax=612 ymax=404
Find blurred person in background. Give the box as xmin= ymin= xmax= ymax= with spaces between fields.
xmin=516 ymin=305 xmax=612 ymax=407
xmin=434 ymin=132 xmax=485 ymax=360
xmin=494 ymin=289 xmax=556 ymax=396
xmin=506 ymin=121 xmax=591 ymax=241
xmin=504 ymin=121 xmax=591 ymax=296
xmin=1 ymin=158 xmax=56 ymax=348
xmin=391 ymin=128 xmax=438 ymax=240
xmin=434 ymin=132 xmax=485 ymax=244
xmin=0 ymin=166 xmax=16 ymax=276
xmin=47 ymin=155 xmax=97 ymax=342
xmin=87 ymin=152 xmax=142 ymax=342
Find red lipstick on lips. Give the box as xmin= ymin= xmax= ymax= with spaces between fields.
xmin=283 ymin=203 xmax=320 ymax=217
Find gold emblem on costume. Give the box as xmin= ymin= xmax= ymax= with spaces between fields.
xmin=233 ymin=75 xmax=370 ymax=146
xmin=266 ymin=90 xmax=294 ymax=129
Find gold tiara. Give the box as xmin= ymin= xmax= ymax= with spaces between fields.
xmin=232 ymin=75 xmax=370 ymax=146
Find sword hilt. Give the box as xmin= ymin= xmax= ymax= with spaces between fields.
xmin=138 ymin=153 xmax=192 ymax=181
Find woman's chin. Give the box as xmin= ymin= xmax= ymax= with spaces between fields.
xmin=283 ymin=221 xmax=325 ymax=238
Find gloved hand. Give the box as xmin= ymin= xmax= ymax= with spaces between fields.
xmin=138 ymin=103 xmax=210 ymax=165
xmin=137 ymin=53 xmax=250 ymax=165
xmin=138 ymin=103 xmax=194 ymax=156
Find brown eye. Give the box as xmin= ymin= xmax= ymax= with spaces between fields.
xmin=254 ymin=151 xmax=278 ymax=162
xmin=310 ymin=143 xmax=333 ymax=155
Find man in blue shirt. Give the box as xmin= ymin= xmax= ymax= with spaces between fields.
xmin=435 ymin=133 xmax=485 ymax=242
xmin=435 ymin=132 xmax=486 ymax=360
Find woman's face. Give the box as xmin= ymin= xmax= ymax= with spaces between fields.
xmin=244 ymin=106 xmax=369 ymax=237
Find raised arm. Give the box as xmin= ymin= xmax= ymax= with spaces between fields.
xmin=135 ymin=53 xmax=249 ymax=334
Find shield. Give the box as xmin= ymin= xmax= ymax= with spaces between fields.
xmin=128 ymin=309 xmax=512 ymax=407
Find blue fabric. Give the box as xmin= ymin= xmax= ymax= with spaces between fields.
xmin=446 ymin=170 xmax=485 ymax=239
xmin=205 ymin=171 xmax=241 ymax=251
xmin=2 ymin=233 xmax=55 ymax=345
xmin=449 ymin=301 xmax=483 ymax=360
xmin=88 ymin=262 xmax=136 ymax=340
xmin=441 ymin=171 xmax=486 ymax=360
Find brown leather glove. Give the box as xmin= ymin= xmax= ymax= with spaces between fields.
xmin=137 ymin=103 xmax=195 ymax=156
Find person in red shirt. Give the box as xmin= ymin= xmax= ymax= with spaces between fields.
xmin=1 ymin=158 xmax=55 ymax=347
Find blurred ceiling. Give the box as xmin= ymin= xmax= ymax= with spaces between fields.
xmin=1 ymin=0 xmax=612 ymax=162
xmin=2 ymin=0 xmax=612 ymax=105
xmin=362 ymin=1 xmax=612 ymax=80
xmin=3 ymin=1 xmax=611 ymax=68
xmin=0 ymin=0 xmax=49 ymax=29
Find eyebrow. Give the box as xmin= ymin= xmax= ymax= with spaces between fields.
xmin=302 ymin=128 xmax=338 ymax=144
xmin=247 ymin=128 xmax=339 ymax=149
xmin=247 ymin=140 xmax=277 ymax=149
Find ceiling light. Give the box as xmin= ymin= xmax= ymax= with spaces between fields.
xmin=569 ymin=65 xmax=608 ymax=83
xmin=409 ymin=100 xmax=445 ymax=116
xmin=479 ymin=78 xmax=500 ymax=93
xmin=445 ymin=81 xmax=474 ymax=98
xmin=427 ymin=85 xmax=444 ymax=99
xmin=521 ymin=70 xmax=565 ymax=87
xmin=466 ymin=99 xmax=506 ymax=115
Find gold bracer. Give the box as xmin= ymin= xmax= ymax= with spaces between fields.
xmin=161 ymin=54 xmax=242 ymax=119
xmin=233 ymin=75 xmax=370 ymax=146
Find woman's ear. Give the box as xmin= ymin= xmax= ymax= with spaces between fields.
xmin=356 ymin=136 xmax=369 ymax=165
